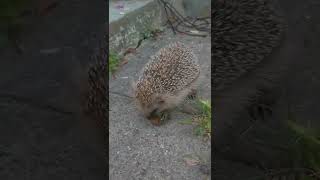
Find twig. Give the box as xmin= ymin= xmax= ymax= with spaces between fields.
xmin=157 ymin=0 xmax=211 ymax=36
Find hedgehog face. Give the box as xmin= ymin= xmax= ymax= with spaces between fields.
xmin=133 ymin=78 xmax=166 ymax=120
xmin=136 ymin=94 xmax=167 ymax=120
xmin=148 ymin=96 xmax=167 ymax=118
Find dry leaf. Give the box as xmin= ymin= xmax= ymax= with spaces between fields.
xmin=149 ymin=116 xmax=161 ymax=126
xmin=119 ymin=59 xmax=128 ymax=66
xmin=123 ymin=48 xmax=136 ymax=56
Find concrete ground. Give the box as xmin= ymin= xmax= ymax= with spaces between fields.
xmin=109 ymin=30 xmax=211 ymax=180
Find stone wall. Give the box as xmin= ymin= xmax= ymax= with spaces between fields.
xmin=109 ymin=0 xmax=211 ymax=53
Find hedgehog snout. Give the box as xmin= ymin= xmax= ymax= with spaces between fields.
xmin=146 ymin=108 xmax=160 ymax=119
xmin=145 ymin=100 xmax=166 ymax=119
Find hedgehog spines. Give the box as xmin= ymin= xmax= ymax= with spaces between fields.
xmin=134 ymin=42 xmax=201 ymax=119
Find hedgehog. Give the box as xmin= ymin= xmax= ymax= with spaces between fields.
xmin=62 ymin=43 xmax=108 ymax=129
xmin=85 ymin=46 xmax=108 ymax=128
xmin=60 ymin=39 xmax=108 ymax=163
xmin=212 ymin=0 xmax=287 ymax=122
xmin=63 ymin=41 xmax=108 ymax=131
xmin=212 ymin=0 xmax=286 ymax=92
xmin=212 ymin=0 xmax=291 ymax=168
xmin=132 ymin=42 xmax=201 ymax=124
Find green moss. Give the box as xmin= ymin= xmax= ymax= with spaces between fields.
xmin=109 ymin=52 xmax=120 ymax=74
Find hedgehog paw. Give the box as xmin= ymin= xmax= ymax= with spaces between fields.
xmin=187 ymin=89 xmax=197 ymax=100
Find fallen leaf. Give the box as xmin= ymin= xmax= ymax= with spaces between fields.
xmin=149 ymin=116 xmax=161 ymax=126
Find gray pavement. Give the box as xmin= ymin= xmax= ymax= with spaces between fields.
xmin=109 ymin=0 xmax=152 ymax=23
xmin=109 ymin=30 xmax=211 ymax=180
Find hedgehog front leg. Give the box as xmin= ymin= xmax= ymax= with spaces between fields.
xmin=149 ymin=110 xmax=171 ymax=126
xmin=187 ymin=88 xmax=197 ymax=100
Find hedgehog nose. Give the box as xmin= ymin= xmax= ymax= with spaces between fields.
xmin=147 ymin=109 xmax=159 ymax=119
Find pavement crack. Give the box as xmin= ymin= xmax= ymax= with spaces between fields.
xmin=109 ymin=91 xmax=133 ymax=99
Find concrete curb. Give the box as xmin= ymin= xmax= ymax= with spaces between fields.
xmin=109 ymin=0 xmax=211 ymax=53
xmin=109 ymin=0 xmax=164 ymax=53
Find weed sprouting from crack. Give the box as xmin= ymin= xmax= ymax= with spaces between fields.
xmin=180 ymin=99 xmax=211 ymax=138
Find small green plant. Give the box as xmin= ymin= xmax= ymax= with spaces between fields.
xmin=287 ymin=120 xmax=320 ymax=172
xmin=109 ymin=52 xmax=120 ymax=74
xmin=180 ymin=99 xmax=211 ymax=137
